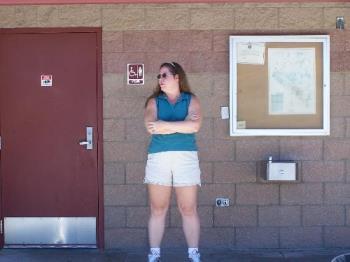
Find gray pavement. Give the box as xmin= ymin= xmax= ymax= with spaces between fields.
xmin=0 ymin=248 xmax=349 ymax=262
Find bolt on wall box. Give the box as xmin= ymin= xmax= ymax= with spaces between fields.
xmin=266 ymin=157 xmax=297 ymax=181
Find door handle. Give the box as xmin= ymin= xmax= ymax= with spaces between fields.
xmin=79 ymin=127 xmax=93 ymax=150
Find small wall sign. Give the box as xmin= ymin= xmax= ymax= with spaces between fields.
xmin=41 ymin=75 xmax=53 ymax=87
xmin=127 ymin=64 xmax=144 ymax=85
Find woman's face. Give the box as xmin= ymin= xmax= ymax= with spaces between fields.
xmin=158 ymin=66 xmax=179 ymax=94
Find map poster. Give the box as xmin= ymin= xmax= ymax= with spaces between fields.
xmin=268 ymin=48 xmax=316 ymax=115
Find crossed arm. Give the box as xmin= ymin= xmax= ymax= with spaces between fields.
xmin=144 ymin=96 xmax=202 ymax=135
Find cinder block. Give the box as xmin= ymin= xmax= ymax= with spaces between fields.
xmin=197 ymin=139 xmax=234 ymax=161
xmin=330 ymin=31 xmax=347 ymax=54
xmin=324 ymin=139 xmax=350 ymax=160
xmin=126 ymin=162 xmax=145 ymax=184
xmin=190 ymin=9 xmax=234 ymax=30
xmin=303 ymin=205 xmax=345 ymax=226
xmin=280 ymin=227 xmax=323 ymax=248
xmin=236 ymin=227 xmax=279 ymax=248
xmin=58 ymin=5 xmax=101 ymax=26
xmin=127 ymin=207 xmax=149 ymax=227
xmin=302 ymin=161 xmax=345 ymax=182
xmin=211 ymin=52 xmax=229 ymax=73
xmin=200 ymin=228 xmax=234 ymax=248
xmin=123 ymin=31 xmax=168 ymax=52
xmin=199 ymin=162 xmax=213 ymax=184
xmin=214 ymin=206 xmax=257 ymax=227
xmin=103 ymin=73 xmax=124 ymax=98
xmin=279 ymin=8 xmax=323 ymax=30
xmin=104 ymin=97 xmax=144 ymax=118
xmin=191 ymin=30 xmax=213 ymax=51
xmin=345 ymin=73 xmax=350 ymax=95
xmin=105 ymin=206 xmax=126 ymax=228
xmin=104 ymin=162 xmax=125 ymax=185
xmin=234 ymin=8 xmax=278 ymax=30
xmin=331 ymin=51 xmax=345 ymax=72
xmin=103 ymin=52 xmax=146 ymax=74
xmin=198 ymin=184 xmax=235 ymax=205
xmin=189 ymin=52 xmax=215 ymax=73
xmin=214 ymin=162 xmax=256 ymax=183
xmin=14 ymin=6 xmax=38 ymax=27
xmin=236 ymin=184 xmax=279 ymax=205
xmin=126 ymin=119 xmax=149 ymax=142
xmin=0 ymin=6 xmax=16 ymax=27
xmin=102 ymin=8 xmax=145 ymax=31
xmin=168 ymin=31 xmax=193 ymax=52
xmin=324 ymin=8 xmax=350 ymax=30
xmin=170 ymin=206 xmax=213 ymax=228
xmin=104 ymin=119 xmax=125 ymax=141
xmin=331 ymin=96 xmax=350 ymax=117
xmin=105 ymin=228 xmax=147 ymax=248
xmin=145 ymin=52 xmax=191 ymax=74
xmin=325 ymin=183 xmax=350 ymax=204
xmin=102 ymin=32 xmax=123 ymax=53
xmin=37 ymin=6 xmax=61 ymax=27
xmin=330 ymin=72 xmax=345 ymax=96
xmin=169 ymin=30 xmax=213 ymax=52
xmin=325 ymin=227 xmax=350 ymax=247
xmin=213 ymin=31 xmax=230 ymax=52
xmin=187 ymin=73 xmax=214 ymax=97
xmin=213 ymin=119 xmax=231 ymax=140
xmin=145 ymin=8 xmax=189 ymax=30
xmin=213 ymin=73 xmax=229 ymax=97
xmin=196 ymin=118 xmax=213 ymax=140
xmin=191 ymin=52 xmax=227 ymax=74
xmin=236 ymin=139 xmax=279 ymax=161
xmin=104 ymin=141 xmax=146 ymax=162
xmin=162 ymin=228 xmax=187 ymax=248
xmin=280 ymin=138 xmax=323 ymax=161
xmin=344 ymin=52 xmax=350 ymax=71
xmin=259 ymin=206 xmax=301 ymax=226
xmin=281 ymin=184 xmax=323 ymax=205
xmin=330 ymin=118 xmax=346 ymax=138
xmin=104 ymin=185 xmax=147 ymax=206
xmin=198 ymin=94 xmax=228 ymax=118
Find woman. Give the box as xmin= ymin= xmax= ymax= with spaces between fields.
xmin=144 ymin=62 xmax=202 ymax=262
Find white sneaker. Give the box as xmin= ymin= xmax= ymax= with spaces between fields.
xmin=148 ymin=253 xmax=161 ymax=262
xmin=188 ymin=250 xmax=201 ymax=262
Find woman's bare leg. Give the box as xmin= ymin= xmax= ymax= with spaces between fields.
xmin=148 ymin=184 xmax=172 ymax=247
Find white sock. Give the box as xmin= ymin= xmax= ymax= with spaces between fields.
xmin=188 ymin=247 xmax=199 ymax=256
xmin=150 ymin=247 xmax=160 ymax=256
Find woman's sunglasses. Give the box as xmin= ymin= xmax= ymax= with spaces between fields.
xmin=157 ymin=73 xmax=173 ymax=80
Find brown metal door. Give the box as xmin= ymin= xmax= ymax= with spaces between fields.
xmin=0 ymin=31 xmax=100 ymax=247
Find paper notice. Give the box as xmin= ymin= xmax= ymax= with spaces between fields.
xmin=237 ymin=43 xmax=265 ymax=65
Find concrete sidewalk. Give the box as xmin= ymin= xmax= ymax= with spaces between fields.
xmin=0 ymin=248 xmax=349 ymax=262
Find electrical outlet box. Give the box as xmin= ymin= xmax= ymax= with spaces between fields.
xmin=216 ymin=198 xmax=230 ymax=207
xmin=267 ymin=157 xmax=296 ymax=181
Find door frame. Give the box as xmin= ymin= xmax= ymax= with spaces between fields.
xmin=0 ymin=27 xmax=104 ymax=249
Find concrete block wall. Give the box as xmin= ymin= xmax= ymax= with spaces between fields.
xmin=1 ymin=1 xmax=350 ymax=249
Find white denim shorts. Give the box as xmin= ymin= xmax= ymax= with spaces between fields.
xmin=144 ymin=151 xmax=201 ymax=187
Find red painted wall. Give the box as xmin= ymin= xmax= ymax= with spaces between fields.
xmin=0 ymin=0 xmax=347 ymax=5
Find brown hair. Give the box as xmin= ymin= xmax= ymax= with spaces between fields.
xmin=145 ymin=62 xmax=194 ymax=107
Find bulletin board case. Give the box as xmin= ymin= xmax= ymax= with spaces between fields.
xmin=229 ymin=35 xmax=330 ymax=136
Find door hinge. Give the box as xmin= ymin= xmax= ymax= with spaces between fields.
xmin=0 ymin=220 xmax=3 ymax=234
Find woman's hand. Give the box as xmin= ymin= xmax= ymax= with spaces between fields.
xmin=146 ymin=121 xmax=174 ymax=135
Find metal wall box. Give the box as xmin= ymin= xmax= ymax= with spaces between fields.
xmin=267 ymin=160 xmax=296 ymax=181
xmin=258 ymin=157 xmax=300 ymax=183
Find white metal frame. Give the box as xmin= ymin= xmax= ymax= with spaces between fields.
xmin=229 ymin=35 xmax=330 ymax=136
